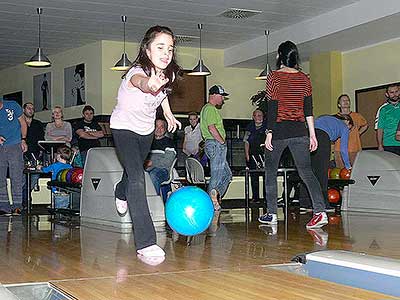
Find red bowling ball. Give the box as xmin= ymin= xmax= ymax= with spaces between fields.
xmin=71 ymin=168 xmax=84 ymax=184
xmin=327 ymin=188 xmax=341 ymax=204
xmin=340 ymin=168 xmax=351 ymax=179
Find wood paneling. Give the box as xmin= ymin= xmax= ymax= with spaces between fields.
xmin=356 ymin=87 xmax=386 ymax=148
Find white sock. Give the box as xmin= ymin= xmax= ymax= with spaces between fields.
xmin=137 ymin=244 xmax=165 ymax=257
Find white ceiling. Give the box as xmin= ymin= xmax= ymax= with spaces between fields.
xmin=0 ymin=0 xmax=398 ymax=70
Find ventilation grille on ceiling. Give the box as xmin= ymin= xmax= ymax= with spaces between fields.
xmin=175 ymin=35 xmax=199 ymax=44
xmin=219 ymin=8 xmax=262 ymax=19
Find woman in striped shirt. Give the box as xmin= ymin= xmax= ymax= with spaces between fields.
xmin=258 ymin=41 xmax=328 ymax=229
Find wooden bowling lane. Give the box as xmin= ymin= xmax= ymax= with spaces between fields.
xmin=2 ymin=210 xmax=400 ymax=299
xmin=51 ymin=266 xmax=398 ymax=300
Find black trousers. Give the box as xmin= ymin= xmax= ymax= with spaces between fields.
xmin=247 ymin=155 xmax=265 ymax=200
xmin=384 ymin=146 xmax=400 ymax=156
xmin=265 ymin=136 xmax=325 ymax=214
xmin=112 ymin=129 xmax=155 ymax=250
xmin=299 ymin=129 xmax=330 ymax=209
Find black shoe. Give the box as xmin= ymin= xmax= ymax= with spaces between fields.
xmin=0 ymin=210 xmax=11 ymax=216
xmin=250 ymin=198 xmax=261 ymax=204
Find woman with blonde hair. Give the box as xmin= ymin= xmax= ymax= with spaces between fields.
xmin=45 ymin=106 xmax=72 ymax=143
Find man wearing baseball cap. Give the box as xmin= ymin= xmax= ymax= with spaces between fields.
xmin=200 ymin=85 xmax=232 ymax=210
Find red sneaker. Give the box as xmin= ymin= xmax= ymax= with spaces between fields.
xmin=306 ymin=212 xmax=328 ymax=229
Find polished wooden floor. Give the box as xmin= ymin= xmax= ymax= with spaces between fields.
xmin=1 ymin=208 xmax=399 ymax=299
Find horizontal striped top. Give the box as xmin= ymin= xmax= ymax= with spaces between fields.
xmin=266 ymin=70 xmax=312 ymax=122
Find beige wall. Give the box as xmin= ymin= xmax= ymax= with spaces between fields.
xmin=0 ymin=42 xmax=102 ymax=122
xmin=343 ymin=39 xmax=400 ymax=109
xmin=101 ymin=41 xmax=138 ymax=114
xmin=309 ymin=51 xmax=343 ymax=117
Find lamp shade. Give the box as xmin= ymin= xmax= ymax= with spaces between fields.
xmin=25 ymin=8 xmax=51 ymax=68
xmin=111 ymin=15 xmax=131 ymax=71
xmin=188 ymin=23 xmax=211 ymax=76
xmin=255 ymin=29 xmax=270 ymax=80
xmin=111 ymin=53 xmax=132 ymax=71
xmin=24 ymin=47 xmax=51 ymax=67
xmin=188 ymin=59 xmax=211 ymax=76
xmin=255 ymin=64 xmax=270 ymax=80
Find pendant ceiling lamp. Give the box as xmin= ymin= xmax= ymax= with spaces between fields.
xmin=188 ymin=24 xmax=211 ymax=76
xmin=255 ymin=30 xmax=270 ymax=80
xmin=25 ymin=8 xmax=51 ymax=68
xmin=111 ymin=15 xmax=132 ymax=71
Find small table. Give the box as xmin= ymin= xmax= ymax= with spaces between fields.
xmin=243 ymin=167 xmax=297 ymax=222
xmin=24 ymin=169 xmax=49 ymax=215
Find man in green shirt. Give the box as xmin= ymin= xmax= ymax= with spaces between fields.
xmin=377 ymin=84 xmax=400 ymax=155
xmin=200 ymin=85 xmax=232 ymax=210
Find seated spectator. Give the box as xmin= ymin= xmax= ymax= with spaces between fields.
xmin=144 ymin=119 xmax=176 ymax=201
xmin=74 ymin=105 xmax=104 ymax=165
xmin=194 ymin=140 xmax=208 ymax=167
xmin=45 ymin=106 xmax=72 ymax=144
xmin=38 ymin=145 xmax=73 ymax=208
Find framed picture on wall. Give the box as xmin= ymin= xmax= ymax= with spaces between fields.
xmin=33 ymin=72 xmax=51 ymax=111
xmin=64 ymin=63 xmax=85 ymax=107
xmin=3 ymin=91 xmax=23 ymax=106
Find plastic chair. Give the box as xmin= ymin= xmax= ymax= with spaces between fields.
xmin=185 ymin=157 xmax=207 ymax=189
xmin=160 ymin=158 xmax=181 ymax=201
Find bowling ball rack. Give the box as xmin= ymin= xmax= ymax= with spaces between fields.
xmin=47 ymin=180 xmax=81 ymax=216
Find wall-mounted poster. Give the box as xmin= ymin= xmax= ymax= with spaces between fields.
xmin=64 ymin=63 xmax=85 ymax=107
xmin=3 ymin=91 xmax=23 ymax=106
xmin=33 ymin=72 xmax=51 ymax=111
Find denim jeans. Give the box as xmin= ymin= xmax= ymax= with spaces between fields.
xmin=0 ymin=143 xmax=24 ymax=212
xmin=112 ymin=129 xmax=156 ymax=250
xmin=54 ymin=193 xmax=70 ymax=208
xmin=264 ymin=136 xmax=325 ymax=214
xmin=147 ymin=167 xmax=170 ymax=202
xmin=204 ymin=140 xmax=232 ymax=197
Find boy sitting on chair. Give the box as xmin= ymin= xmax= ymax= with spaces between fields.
xmin=38 ymin=145 xmax=73 ymax=208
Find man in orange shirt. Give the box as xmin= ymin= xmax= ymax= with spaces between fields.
xmin=334 ymin=94 xmax=368 ymax=168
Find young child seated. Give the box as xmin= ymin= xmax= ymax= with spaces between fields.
xmin=38 ymin=145 xmax=73 ymax=208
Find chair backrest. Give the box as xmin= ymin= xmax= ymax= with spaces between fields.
xmin=185 ymin=157 xmax=206 ymax=185
xmin=160 ymin=157 xmax=178 ymax=186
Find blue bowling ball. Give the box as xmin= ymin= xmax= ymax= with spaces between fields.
xmin=165 ymin=186 xmax=214 ymax=236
